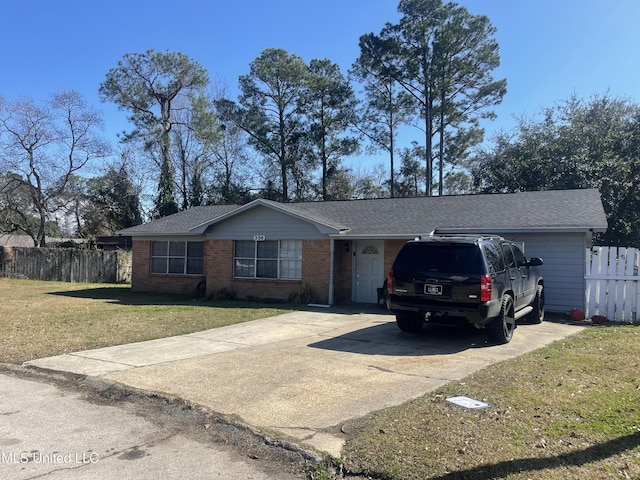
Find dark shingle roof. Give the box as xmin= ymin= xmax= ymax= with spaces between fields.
xmin=118 ymin=189 xmax=607 ymax=237
xmin=118 ymin=204 xmax=242 ymax=235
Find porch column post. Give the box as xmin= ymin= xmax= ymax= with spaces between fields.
xmin=328 ymin=238 xmax=335 ymax=305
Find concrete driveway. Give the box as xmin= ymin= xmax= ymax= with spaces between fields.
xmin=27 ymin=307 xmax=584 ymax=457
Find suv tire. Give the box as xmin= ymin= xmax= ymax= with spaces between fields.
xmin=487 ymin=295 xmax=515 ymax=344
xmin=526 ymin=285 xmax=545 ymax=324
xmin=396 ymin=313 xmax=424 ymax=333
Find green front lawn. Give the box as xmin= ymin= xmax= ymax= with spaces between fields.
xmin=341 ymin=324 xmax=640 ymax=479
xmin=0 ymin=278 xmax=293 ymax=364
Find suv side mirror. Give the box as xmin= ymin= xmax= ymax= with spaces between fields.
xmin=527 ymin=257 xmax=543 ymax=267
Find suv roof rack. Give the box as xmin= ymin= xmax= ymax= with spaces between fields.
xmin=427 ymin=230 xmax=504 ymax=240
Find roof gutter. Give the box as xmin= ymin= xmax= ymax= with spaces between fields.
xmin=117 ymin=233 xmax=206 ymax=240
xmin=329 ymin=233 xmax=429 ymax=240
xmin=434 ymin=226 xmax=607 ymax=234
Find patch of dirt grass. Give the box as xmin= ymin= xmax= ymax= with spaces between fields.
xmin=342 ymin=324 xmax=640 ymax=480
xmin=0 ymin=279 xmax=293 ymax=363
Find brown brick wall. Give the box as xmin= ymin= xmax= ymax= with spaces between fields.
xmin=300 ymin=239 xmax=331 ymax=304
xmin=131 ymin=240 xmax=204 ymax=296
xmin=333 ymin=240 xmax=353 ymax=303
xmin=223 ymin=278 xmax=306 ymax=301
xmin=203 ymin=239 xmax=233 ymax=292
xmin=203 ymin=239 xmax=331 ymax=304
xmin=131 ymin=238 xmax=406 ymax=304
xmin=385 ymin=239 xmax=408 ymax=274
xmin=130 ymin=240 xmax=150 ymax=291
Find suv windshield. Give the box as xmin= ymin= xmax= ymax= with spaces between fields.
xmin=393 ymin=242 xmax=484 ymax=274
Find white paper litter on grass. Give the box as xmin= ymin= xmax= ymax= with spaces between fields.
xmin=446 ymin=396 xmax=489 ymax=409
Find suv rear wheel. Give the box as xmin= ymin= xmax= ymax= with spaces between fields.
xmin=396 ymin=313 xmax=424 ymax=333
xmin=487 ymin=295 xmax=515 ymax=344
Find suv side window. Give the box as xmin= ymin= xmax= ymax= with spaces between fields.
xmin=502 ymin=244 xmax=517 ymax=269
xmin=482 ymin=241 xmax=504 ymax=273
xmin=512 ymin=244 xmax=527 ymax=268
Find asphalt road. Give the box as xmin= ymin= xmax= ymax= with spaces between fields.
xmin=0 ymin=371 xmax=305 ymax=480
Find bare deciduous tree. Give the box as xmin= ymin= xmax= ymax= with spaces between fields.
xmin=0 ymin=91 xmax=109 ymax=246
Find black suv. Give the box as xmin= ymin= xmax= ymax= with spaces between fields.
xmin=386 ymin=235 xmax=544 ymax=344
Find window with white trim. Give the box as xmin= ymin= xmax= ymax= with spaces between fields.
xmin=151 ymin=241 xmax=204 ymax=275
xmin=234 ymin=240 xmax=302 ymax=279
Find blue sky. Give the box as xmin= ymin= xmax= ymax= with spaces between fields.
xmin=2 ymin=0 xmax=640 ymax=169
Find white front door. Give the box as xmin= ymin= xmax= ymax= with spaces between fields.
xmin=354 ymin=240 xmax=384 ymax=303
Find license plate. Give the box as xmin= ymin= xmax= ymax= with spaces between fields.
xmin=425 ymin=284 xmax=442 ymax=295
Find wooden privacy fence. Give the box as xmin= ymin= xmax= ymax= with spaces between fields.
xmin=585 ymin=246 xmax=640 ymax=323
xmin=0 ymin=246 xmax=131 ymax=284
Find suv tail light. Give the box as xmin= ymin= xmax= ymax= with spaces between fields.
xmin=480 ymin=274 xmax=492 ymax=302
xmin=386 ymin=271 xmax=394 ymax=295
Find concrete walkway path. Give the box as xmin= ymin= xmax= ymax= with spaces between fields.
xmin=26 ymin=308 xmax=584 ymax=457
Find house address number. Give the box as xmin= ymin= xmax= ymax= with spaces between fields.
xmin=253 ymin=235 xmax=266 ymax=241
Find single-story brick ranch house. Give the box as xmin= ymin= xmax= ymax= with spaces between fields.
xmin=118 ymin=188 xmax=607 ymax=313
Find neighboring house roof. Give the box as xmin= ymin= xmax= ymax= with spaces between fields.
xmin=0 ymin=234 xmax=85 ymax=247
xmin=0 ymin=234 xmax=36 ymax=247
xmin=118 ymin=189 xmax=608 ymax=238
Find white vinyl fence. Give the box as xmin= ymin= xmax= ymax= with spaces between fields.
xmin=585 ymin=246 xmax=640 ymax=323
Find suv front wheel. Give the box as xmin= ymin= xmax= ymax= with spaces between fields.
xmin=487 ymin=295 xmax=515 ymax=344
xmin=396 ymin=313 xmax=424 ymax=333
xmin=526 ymin=285 xmax=545 ymax=324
